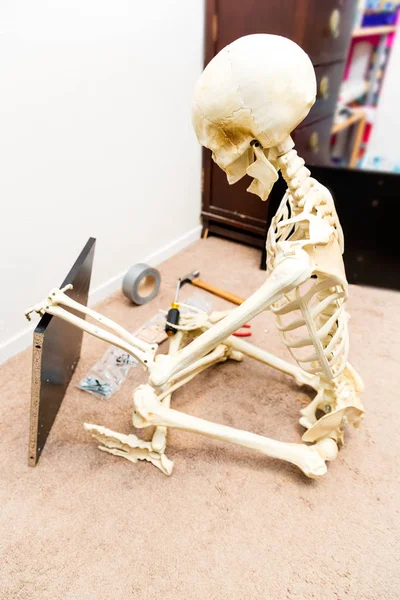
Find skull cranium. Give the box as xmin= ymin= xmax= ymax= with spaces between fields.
xmin=192 ymin=34 xmax=316 ymax=200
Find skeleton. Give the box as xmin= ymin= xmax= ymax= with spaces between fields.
xmin=25 ymin=34 xmax=364 ymax=479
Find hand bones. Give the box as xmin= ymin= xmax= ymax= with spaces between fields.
xmin=25 ymin=285 xmax=156 ymax=367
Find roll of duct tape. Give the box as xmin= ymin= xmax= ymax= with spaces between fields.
xmin=122 ymin=263 xmax=161 ymax=305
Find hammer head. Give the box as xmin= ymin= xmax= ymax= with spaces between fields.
xmin=180 ymin=269 xmax=200 ymax=286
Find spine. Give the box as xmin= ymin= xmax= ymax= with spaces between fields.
xmin=275 ymin=139 xmax=312 ymax=209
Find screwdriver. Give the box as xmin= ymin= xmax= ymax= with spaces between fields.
xmin=165 ymin=278 xmax=181 ymax=337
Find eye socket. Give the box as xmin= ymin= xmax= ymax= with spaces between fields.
xmin=250 ymin=140 xmax=260 ymax=148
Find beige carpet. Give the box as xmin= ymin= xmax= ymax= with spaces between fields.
xmin=1 ymin=237 xmax=399 ymax=599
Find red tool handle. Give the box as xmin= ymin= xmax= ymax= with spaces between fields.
xmin=233 ymin=323 xmax=252 ymax=337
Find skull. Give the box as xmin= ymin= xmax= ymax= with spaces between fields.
xmin=192 ymin=34 xmax=316 ymax=200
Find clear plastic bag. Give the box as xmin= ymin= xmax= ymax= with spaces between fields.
xmin=78 ymin=346 xmax=139 ymax=398
xmin=78 ymin=293 xmax=212 ymax=399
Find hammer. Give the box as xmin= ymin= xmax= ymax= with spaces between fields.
xmin=180 ymin=270 xmax=246 ymax=306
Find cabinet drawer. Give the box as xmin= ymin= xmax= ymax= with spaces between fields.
xmin=293 ymin=117 xmax=333 ymax=166
xmin=303 ymin=61 xmax=345 ymax=126
xmin=301 ymin=0 xmax=357 ymax=64
xmin=216 ymin=0 xmax=300 ymax=55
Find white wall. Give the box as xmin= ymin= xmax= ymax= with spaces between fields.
xmin=0 ymin=0 xmax=204 ymax=362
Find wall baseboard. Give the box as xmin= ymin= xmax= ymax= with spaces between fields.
xmin=89 ymin=225 xmax=202 ymax=305
xmin=0 ymin=225 xmax=202 ymax=365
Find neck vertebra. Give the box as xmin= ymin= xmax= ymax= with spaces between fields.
xmin=274 ymin=137 xmax=312 ymax=209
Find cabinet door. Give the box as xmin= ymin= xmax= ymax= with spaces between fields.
xmin=301 ymin=0 xmax=358 ymax=64
xmin=216 ymin=0 xmax=302 ymax=54
xmin=303 ymin=62 xmax=346 ymax=126
xmin=203 ymin=0 xmax=357 ymax=246
xmin=214 ymin=0 xmax=356 ymax=61
xmin=293 ymin=117 xmax=333 ymax=166
xmin=205 ymin=0 xmax=308 ymax=235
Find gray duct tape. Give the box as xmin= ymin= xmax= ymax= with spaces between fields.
xmin=122 ymin=263 xmax=161 ymax=305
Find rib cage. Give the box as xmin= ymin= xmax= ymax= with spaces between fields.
xmin=270 ymin=277 xmax=349 ymax=379
xmin=267 ymin=174 xmax=349 ymax=381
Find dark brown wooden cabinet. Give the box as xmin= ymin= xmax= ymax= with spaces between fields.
xmin=202 ymin=0 xmax=358 ymax=247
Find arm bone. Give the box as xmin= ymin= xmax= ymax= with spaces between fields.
xmin=25 ymin=286 xmax=156 ymax=367
xmin=149 ymin=254 xmax=312 ymax=388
